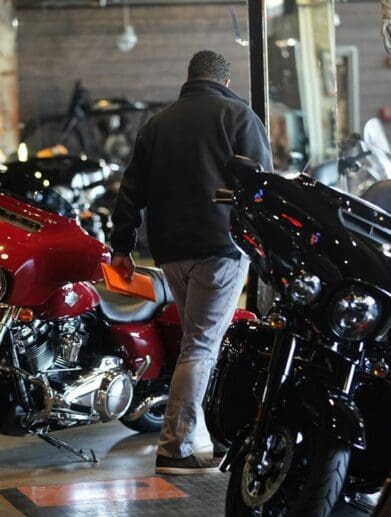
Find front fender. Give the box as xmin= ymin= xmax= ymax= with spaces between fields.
xmin=291 ymin=382 xmax=366 ymax=449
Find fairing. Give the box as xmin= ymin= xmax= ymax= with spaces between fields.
xmin=235 ymin=172 xmax=390 ymax=294
xmin=0 ymin=193 xmax=110 ymax=306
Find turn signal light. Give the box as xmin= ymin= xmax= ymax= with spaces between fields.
xmin=372 ymin=361 xmax=389 ymax=379
xmin=17 ymin=308 xmax=34 ymax=323
xmin=269 ymin=314 xmax=286 ymax=329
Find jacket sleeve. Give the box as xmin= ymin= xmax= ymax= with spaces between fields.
xmin=234 ymin=109 xmax=274 ymax=173
xmin=110 ymin=130 xmax=148 ymax=254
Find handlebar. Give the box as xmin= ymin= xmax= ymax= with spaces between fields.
xmin=90 ymin=99 xmax=169 ymax=115
xmin=213 ymin=188 xmax=234 ymax=204
xmin=338 ymin=149 xmax=373 ymax=175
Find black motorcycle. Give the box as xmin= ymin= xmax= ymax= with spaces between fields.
xmin=205 ymin=156 xmax=391 ymax=516
xmin=20 ymin=80 xmax=168 ymax=168
xmin=4 ymin=156 xmax=115 ymax=243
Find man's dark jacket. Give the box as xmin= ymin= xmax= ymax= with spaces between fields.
xmin=111 ymin=79 xmax=273 ymax=265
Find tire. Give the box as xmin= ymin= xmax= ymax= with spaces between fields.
xmin=120 ymin=400 xmax=166 ymax=434
xmin=226 ymin=425 xmax=350 ymax=517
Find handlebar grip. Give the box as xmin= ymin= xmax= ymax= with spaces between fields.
xmin=213 ymin=188 xmax=234 ymax=204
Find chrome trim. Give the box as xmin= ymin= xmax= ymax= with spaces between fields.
xmin=0 ymin=269 xmax=7 ymax=301
xmin=132 ymin=355 xmax=151 ymax=383
xmin=0 ymin=306 xmax=14 ymax=343
xmin=123 ymin=394 xmax=168 ymax=422
xmin=343 ymin=363 xmax=356 ymax=394
xmin=94 ymin=370 xmax=133 ymax=419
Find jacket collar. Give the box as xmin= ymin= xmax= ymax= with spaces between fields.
xmin=179 ymin=79 xmax=247 ymax=104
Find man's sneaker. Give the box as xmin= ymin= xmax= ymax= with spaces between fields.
xmin=155 ymin=454 xmax=221 ymax=475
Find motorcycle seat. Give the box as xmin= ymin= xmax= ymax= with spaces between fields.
xmin=94 ymin=266 xmax=174 ymax=323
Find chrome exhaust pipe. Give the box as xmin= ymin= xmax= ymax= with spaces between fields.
xmin=131 ymin=355 xmax=151 ymax=384
xmin=124 ymin=393 xmax=168 ymax=422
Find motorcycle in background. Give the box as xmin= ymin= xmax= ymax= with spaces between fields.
xmin=3 ymin=155 xmax=117 ymax=243
xmin=20 ymin=80 xmax=169 ymax=168
xmin=310 ymin=136 xmax=391 ymax=201
xmin=0 ymin=168 xmax=254 ymax=461
xmin=310 ymin=118 xmax=391 ymax=210
xmin=205 ymin=155 xmax=390 ymax=516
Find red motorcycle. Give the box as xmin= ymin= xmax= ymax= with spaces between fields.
xmin=0 ymin=166 xmax=254 ymax=461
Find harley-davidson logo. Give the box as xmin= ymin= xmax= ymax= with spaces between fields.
xmin=64 ymin=290 xmax=79 ymax=307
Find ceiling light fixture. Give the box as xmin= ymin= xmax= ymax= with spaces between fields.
xmin=117 ymin=1 xmax=138 ymax=52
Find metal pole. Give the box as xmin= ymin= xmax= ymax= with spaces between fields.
xmin=246 ymin=0 xmax=269 ymax=313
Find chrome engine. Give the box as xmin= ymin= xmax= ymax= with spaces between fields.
xmin=7 ymin=316 xmax=134 ymax=427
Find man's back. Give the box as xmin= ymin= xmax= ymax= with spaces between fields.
xmin=140 ymin=80 xmax=271 ymax=264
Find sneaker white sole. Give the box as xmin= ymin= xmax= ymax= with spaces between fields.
xmin=155 ymin=466 xmax=221 ymax=475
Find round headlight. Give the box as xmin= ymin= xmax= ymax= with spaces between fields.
xmin=330 ymin=288 xmax=381 ymax=340
xmin=289 ymin=272 xmax=321 ymax=305
xmin=0 ymin=269 xmax=7 ymax=300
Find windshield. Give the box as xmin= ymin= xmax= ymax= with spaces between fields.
xmin=0 ymin=164 xmax=76 ymax=218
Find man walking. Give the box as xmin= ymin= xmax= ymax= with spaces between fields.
xmin=110 ymin=49 xmax=273 ymax=474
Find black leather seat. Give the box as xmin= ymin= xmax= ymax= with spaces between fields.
xmin=94 ymin=266 xmax=174 ymax=323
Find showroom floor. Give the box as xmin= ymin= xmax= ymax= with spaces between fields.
xmin=0 ymin=421 xmax=371 ymax=516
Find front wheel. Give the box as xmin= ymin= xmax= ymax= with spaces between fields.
xmin=226 ymin=425 xmax=350 ymax=517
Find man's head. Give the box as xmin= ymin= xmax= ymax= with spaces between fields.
xmin=187 ymin=50 xmax=231 ymax=86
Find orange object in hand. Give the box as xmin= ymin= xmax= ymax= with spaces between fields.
xmin=101 ymin=263 xmax=156 ymax=301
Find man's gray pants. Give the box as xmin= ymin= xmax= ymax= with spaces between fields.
xmin=157 ymin=254 xmax=249 ymax=459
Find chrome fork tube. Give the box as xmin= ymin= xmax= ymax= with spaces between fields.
xmin=251 ymin=332 xmax=296 ymax=458
xmin=0 ymin=306 xmax=14 ymax=344
xmin=0 ymin=307 xmax=30 ymax=408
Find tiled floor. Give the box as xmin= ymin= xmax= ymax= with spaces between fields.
xmin=0 ymin=421 xmax=372 ymax=516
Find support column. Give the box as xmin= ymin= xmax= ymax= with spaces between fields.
xmin=0 ymin=0 xmax=19 ymax=160
xmin=246 ymin=0 xmax=269 ymax=314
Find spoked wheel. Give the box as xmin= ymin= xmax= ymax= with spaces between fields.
xmin=226 ymin=424 xmax=350 ymax=517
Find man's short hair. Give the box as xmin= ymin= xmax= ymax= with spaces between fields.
xmin=188 ymin=50 xmax=231 ymax=83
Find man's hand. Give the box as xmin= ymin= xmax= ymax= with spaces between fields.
xmin=111 ymin=253 xmax=136 ymax=281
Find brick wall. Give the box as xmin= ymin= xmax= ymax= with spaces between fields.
xmin=15 ymin=3 xmax=391 ymax=145
xmin=16 ymin=4 xmax=250 ymax=125
xmin=0 ymin=0 xmax=19 ymax=156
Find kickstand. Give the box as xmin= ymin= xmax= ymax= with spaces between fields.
xmin=36 ymin=431 xmax=99 ymax=463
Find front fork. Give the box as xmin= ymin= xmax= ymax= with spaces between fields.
xmin=0 ymin=306 xmax=52 ymax=415
xmin=0 ymin=307 xmax=29 ymax=406
xmin=221 ymin=315 xmax=296 ymax=473
xmin=248 ymin=323 xmax=296 ymax=465
xmin=0 ymin=306 xmax=14 ymax=343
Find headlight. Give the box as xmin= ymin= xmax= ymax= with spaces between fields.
xmin=0 ymin=269 xmax=7 ymax=300
xmin=289 ymin=272 xmax=321 ymax=305
xmin=330 ymin=288 xmax=381 ymax=340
